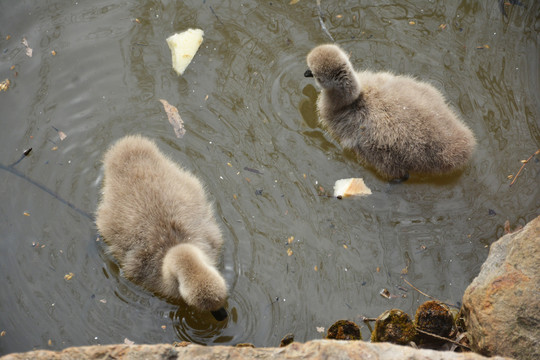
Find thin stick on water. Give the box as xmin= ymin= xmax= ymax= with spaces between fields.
xmin=402 ymin=278 xmax=438 ymax=301
xmin=415 ymin=328 xmax=471 ymax=350
xmin=509 ymin=149 xmax=540 ymax=187
xmin=317 ymin=0 xmax=335 ymax=42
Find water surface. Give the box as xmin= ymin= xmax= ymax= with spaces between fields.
xmin=0 ymin=0 xmax=538 ymax=354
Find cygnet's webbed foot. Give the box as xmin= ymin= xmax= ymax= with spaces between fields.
xmin=304 ymin=69 xmax=313 ymax=77
xmin=211 ymin=307 xmax=228 ymax=321
xmin=390 ymin=172 xmax=409 ymax=184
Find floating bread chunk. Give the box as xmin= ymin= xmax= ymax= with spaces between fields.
xmin=166 ymin=29 xmax=204 ymax=75
xmin=333 ymin=178 xmax=372 ymax=198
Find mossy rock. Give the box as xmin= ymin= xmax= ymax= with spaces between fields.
xmin=371 ymin=309 xmax=416 ymax=345
xmin=415 ymin=300 xmax=454 ymax=339
xmin=279 ymin=333 xmax=294 ymax=347
xmin=326 ymin=320 xmax=362 ymax=340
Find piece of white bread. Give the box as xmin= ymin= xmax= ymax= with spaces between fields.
xmin=333 ymin=178 xmax=372 ymax=198
xmin=166 ymin=29 xmax=204 ymax=75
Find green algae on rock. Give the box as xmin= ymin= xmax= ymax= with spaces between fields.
xmin=279 ymin=333 xmax=295 ymax=347
xmin=326 ymin=320 xmax=362 ymax=340
xmin=415 ymin=301 xmax=454 ymax=339
xmin=371 ymin=309 xmax=416 ymax=345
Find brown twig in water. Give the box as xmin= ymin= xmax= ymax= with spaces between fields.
xmin=361 ymin=317 xmax=377 ymax=322
xmin=509 ymin=149 xmax=540 ymax=186
xmin=415 ymin=328 xmax=471 ymax=350
xmin=402 ymin=278 xmax=438 ymax=301
xmin=316 ymin=0 xmax=335 ymax=42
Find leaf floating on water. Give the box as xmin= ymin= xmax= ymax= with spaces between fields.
xmin=22 ymin=37 xmax=33 ymax=57
xmin=0 ymin=330 xmax=5 ymax=337
xmin=380 ymin=288 xmax=391 ymax=299
xmin=161 ymin=325 xmax=167 ymax=330
xmin=23 ymin=212 xmax=30 ymax=216
xmin=0 ymin=78 xmax=10 ymax=91
xmin=159 ymin=99 xmax=186 ymax=138
xmin=287 ymin=248 xmax=293 ymax=256
xmin=287 ymin=236 xmax=294 ymax=244
xmin=52 ymin=126 xmax=67 ymax=140
xmin=124 ymin=338 xmax=135 ymax=345
xmin=64 ymin=272 xmax=74 ymax=281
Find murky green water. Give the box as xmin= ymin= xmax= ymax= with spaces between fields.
xmin=0 ymin=0 xmax=538 ymax=354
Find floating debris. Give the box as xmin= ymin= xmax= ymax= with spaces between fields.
xmin=159 ymin=99 xmax=186 ymax=138
xmin=166 ymin=29 xmax=204 ymax=75
xmin=334 ymin=178 xmax=371 ymax=198
xmin=64 ymin=272 xmax=74 ymax=281
xmin=22 ymin=37 xmax=32 ymax=57
xmin=379 ymin=288 xmax=393 ymax=299
xmin=123 ymin=338 xmax=135 ymax=345
xmin=0 ymin=78 xmax=10 ymax=91
xmin=244 ymin=166 xmax=263 ymax=175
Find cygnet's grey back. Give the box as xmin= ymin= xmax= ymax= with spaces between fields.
xmin=96 ymin=135 xmax=224 ymax=301
xmin=305 ymin=44 xmax=476 ymax=180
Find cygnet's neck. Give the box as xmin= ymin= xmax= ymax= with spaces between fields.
xmin=162 ymin=243 xmax=226 ymax=311
xmin=326 ymin=65 xmax=361 ymax=108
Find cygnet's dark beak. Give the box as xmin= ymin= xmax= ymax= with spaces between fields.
xmin=211 ymin=307 xmax=228 ymax=321
xmin=304 ymin=69 xmax=313 ymax=77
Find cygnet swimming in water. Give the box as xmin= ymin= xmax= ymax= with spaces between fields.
xmin=96 ymin=135 xmax=228 ymax=320
xmin=304 ymin=44 xmax=476 ymax=181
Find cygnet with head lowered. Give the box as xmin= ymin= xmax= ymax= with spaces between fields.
xmin=96 ymin=135 xmax=228 ymax=320
xmin=304 ymin=44 xmax=476 ymax=181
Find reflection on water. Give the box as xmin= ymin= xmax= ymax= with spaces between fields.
xmin=0 ymin=0 xmax=538 ymax=354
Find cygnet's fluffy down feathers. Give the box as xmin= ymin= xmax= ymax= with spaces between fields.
xmin=305 ymin=44 xmax=476 ymax=180
xmin=96 ymin=135 xmax=227 ymax=312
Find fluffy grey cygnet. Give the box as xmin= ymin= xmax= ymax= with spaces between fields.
xmin=96 ymin=135 xmax=228 ymax=320
xmin=305 ymin=44 xmax=476 ymax=181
